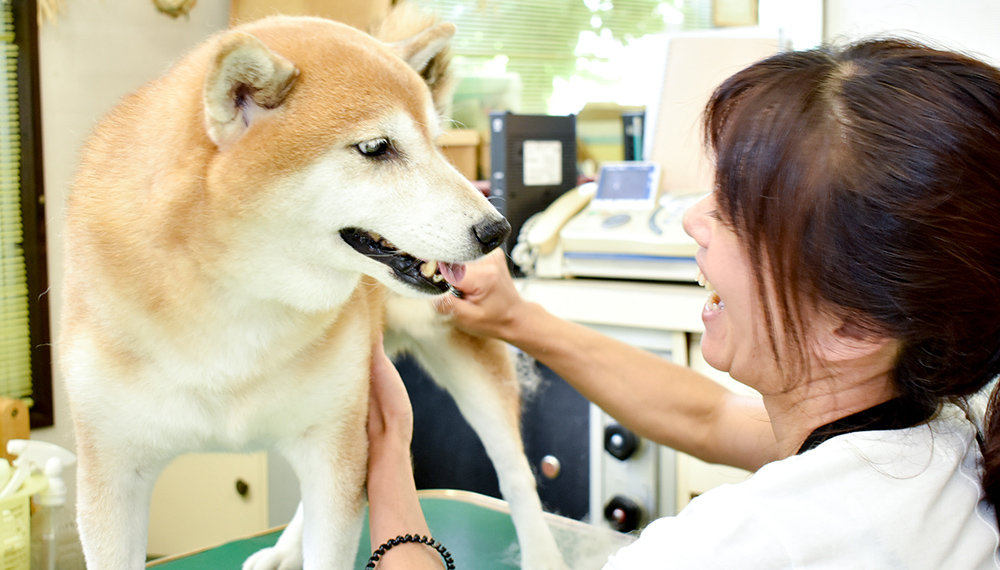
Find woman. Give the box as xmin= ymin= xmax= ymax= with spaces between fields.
xmin=366 ymin=38 xmax=1000 ymax=568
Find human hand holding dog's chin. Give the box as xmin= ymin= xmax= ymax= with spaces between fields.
xmin=434 ymin=248 xmax=526 ymax=341
xmin=366 ymin=338 xmax=441 ymax=569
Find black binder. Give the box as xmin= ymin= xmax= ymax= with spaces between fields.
xmin=488 ymin=112 xmax=576 ymax=275
xmin=622 ymin=111 xmax=645 ymax=161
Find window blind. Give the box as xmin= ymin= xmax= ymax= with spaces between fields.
xmin=0 ymin=1 xmax=31 ymax=403
xmin=411 ymin=0 xmax=713 ymax=118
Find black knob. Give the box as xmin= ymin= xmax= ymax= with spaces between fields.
xmin=604 ymin=424 xmax=640 ymax=461
xmin=235 ymin=478 xmax=249 ymax=497
xmin=604 ymin=495 xmax=643 ymax=533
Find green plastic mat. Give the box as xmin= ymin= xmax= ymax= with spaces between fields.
xmin=147 ymin=491 xmax=632 ymax=569
xmin=148 ymin=495 xmax=523 ymax=569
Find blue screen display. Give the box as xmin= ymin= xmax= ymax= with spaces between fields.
xmin=596 ymin=165 xmax=656 ymax=201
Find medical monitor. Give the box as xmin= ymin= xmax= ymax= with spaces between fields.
xmin=591 ymin=162 xmax=660 ymax=212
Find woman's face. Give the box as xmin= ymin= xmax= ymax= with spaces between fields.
xmin=682 ymin=193 xmax=780 ymax=389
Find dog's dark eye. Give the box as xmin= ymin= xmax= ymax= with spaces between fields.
xmin=357 ymin=138 xmax=393 ymax=159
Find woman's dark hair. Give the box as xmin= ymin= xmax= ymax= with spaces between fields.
xmin=703 ymin=38 xmax=1000 ymax=519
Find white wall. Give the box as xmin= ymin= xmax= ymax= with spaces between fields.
xmin=825 ymin=0 xmax=1000 ymax=64
xmin=35 ymin=0 xmax=230 ymax=513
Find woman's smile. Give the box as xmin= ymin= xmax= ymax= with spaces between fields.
xmin=697 ymin=270 xmax=724 ymax=313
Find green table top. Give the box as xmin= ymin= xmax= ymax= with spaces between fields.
xmin=147 ymin=490 xmax=632 ymax=569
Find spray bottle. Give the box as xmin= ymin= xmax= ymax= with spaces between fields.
xmin=0 ymin=456 xmax=11 ymax=494
xmin=2 ymin=440 xmax=77 ymax=570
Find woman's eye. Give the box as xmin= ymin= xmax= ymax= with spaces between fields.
xmin=357 ymin=138 xmax=391 ymax=158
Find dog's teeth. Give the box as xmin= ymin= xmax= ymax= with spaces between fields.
xmin=381 ymin=238 xmax=396 ymax=249
xmin=432 ymin=273 xmax=444 ymax=282
xmin=369 ymin=231 xmax=382 ymax=241
xmin=421 ymin=260 xmax=438 ymax=278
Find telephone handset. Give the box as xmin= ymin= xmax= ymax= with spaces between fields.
xmin=524 ymin=182 xmax=597 ymax=254
xmin=510 ymin=182 xmax=595 ymax=274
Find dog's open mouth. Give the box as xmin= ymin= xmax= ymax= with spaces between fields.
xmin=339 ymin=228 xmax=465 ymax=296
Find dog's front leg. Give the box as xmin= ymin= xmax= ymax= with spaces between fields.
xmin=242 ymin=503 xmax=304 ymax=570
xmin=250 ymin=413 xmax=368 ymax=570
xmin=402 ymin=333 xmax=569 ymax=570
xmin=74 ymin=428 xmax=164 ymax=569
xmin=290 ymin=428 xmax=368 ymax=569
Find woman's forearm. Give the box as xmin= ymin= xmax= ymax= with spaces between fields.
xmin=500 ymin=300 xmax=776 ymax=471
xmin=435 ymin=250 xmax=777 ymax=470
xmin=366 ymin=446 xmax=443 ymax=570
xmin=366 ymin=339 xmax=446 ymax=569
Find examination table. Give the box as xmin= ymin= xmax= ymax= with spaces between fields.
xmin=146 ymin=489 xmax=633 ymax=569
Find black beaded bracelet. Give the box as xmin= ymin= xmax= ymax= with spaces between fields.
xmin=365 ymin=534 xmax=455 ymax=569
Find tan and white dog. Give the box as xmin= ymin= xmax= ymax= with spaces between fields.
xmin=60 ymin=11 xmax=566 ymax=570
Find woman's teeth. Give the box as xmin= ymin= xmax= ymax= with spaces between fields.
xmin=696 ymin=269 xmax=712 ymax=289
xmin=707 ymin=290 xmax=724 ymax=311
xmin=697 ymin=270 xmax=724 ymax=310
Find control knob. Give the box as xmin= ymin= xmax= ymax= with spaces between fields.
xmin=604 ymin=424 xmax=640 ymax=461
xmin=604 ymin=495 xmax=643 ymax=533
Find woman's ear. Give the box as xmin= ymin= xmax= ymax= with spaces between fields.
xmin=813 ymin=316 xmax=897 ymax=363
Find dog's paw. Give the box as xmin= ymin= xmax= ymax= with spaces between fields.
xmin=241 ymin=546 xmax=303 ymax=570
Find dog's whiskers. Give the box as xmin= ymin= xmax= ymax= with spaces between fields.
xmin=441 ymin=116 xmax=467 ymax=130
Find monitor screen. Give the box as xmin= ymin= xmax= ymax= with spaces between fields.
xmin=593 ymin=162 xmax=660 ymax=210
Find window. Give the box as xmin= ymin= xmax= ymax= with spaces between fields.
xmin=0 ymin=0 xmax=51 ymax=428
xmin=410 ymin=0 xmax=714 ymax=129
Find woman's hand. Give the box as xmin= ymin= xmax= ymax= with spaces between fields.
xmin=366 ymin=337 xmax=441 ymax=569
xmin=434 ymin=249 xmax=526 ymax=341
xmin=367 ymin=335 xmax=414 ymax=461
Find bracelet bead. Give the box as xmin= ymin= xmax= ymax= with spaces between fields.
xmin=366 ymin=534 xmax=455 ymax=569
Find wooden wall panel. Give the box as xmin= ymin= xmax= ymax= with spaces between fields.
xmin=230 ymin=0 xmax=392 ymax=29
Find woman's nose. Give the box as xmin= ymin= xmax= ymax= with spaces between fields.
xmin=682 ymin=193 xmax=714 ymax=248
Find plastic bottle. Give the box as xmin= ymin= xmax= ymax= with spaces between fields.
xmin=2 ymin=440 xmax=77 ymax=570
xmin=0 ymin=457 xmax=10 ymax=491
xmin=34 ymin=457 xmax=66 ymax=570
xmin=0 ymin=440 xmax=75 ymax=499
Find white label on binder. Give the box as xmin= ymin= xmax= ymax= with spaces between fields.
xmin=522 ymin=140 xmax=563 ymax=186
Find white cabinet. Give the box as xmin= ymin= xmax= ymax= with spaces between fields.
xmin=147 ymin=452 xmax=269 ymax=558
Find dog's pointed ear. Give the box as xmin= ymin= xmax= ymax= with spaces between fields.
xmin=390 ymin=22 xmax=455 ymax=75
xmin=388 ymin=23 xmax=455 ymax=117
xmin=372 ymin=3 xmax=456 ymax=117
xmin=203 ymin=31 xmax=299 ymax=148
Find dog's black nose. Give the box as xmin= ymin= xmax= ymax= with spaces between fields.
xmin=472 ymin=218 xmax=511 ymax=254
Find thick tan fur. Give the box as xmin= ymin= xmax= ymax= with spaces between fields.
xmin=61 ymin=12 xmax=565 ymax=570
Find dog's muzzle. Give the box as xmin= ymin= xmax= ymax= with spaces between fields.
xmin=339 ymin=228 xmax=467 ymax=295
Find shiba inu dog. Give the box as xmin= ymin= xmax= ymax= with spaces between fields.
xmin=60 ymin=10 xmax=565 ymax=570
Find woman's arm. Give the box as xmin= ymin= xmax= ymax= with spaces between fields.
xmin=366 ymin=338 xmax=446 ymax=569
xmin=436 ymin=250 xmax=777 ymax=471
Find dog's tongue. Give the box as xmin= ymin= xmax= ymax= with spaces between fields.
xmin=439 ymin=262 xmax=466 ymax=286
